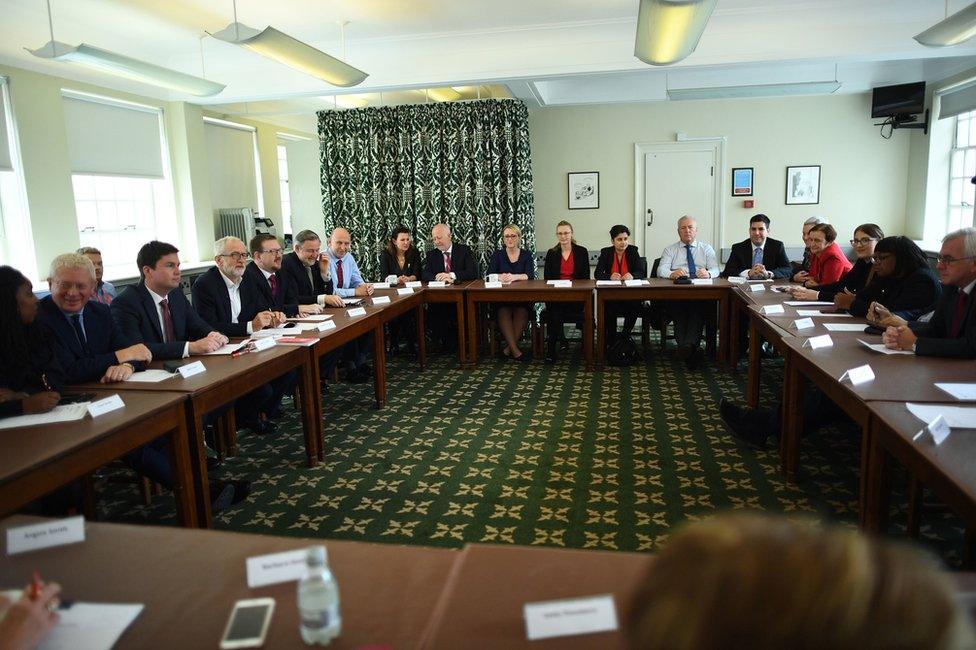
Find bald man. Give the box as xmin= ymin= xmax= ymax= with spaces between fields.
xmin=421 ymin=223 xmax=479 ymax=351
xmin=323 ymin=228 xmax=373 ymax=298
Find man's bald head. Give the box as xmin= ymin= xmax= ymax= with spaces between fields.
xmin=329 ymin=227 xmax=352 ymax=257
xmin=432 ymin=223 xmax=452 ymax=251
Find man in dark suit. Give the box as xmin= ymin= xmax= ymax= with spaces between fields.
xmin=247 ymin=233 xmax=300 ymax=317
xmin=722 ymin=214 xmax=792 ymax=279
xmin=280 ymin=229 xmax=344 ymax=309
xmin=884 ymin=227 xmax=976 ymax=358
xmin=112 ymin=241 xmax=228 ymax=360
xmin=422 ymin=223 xmax=479 ymax=350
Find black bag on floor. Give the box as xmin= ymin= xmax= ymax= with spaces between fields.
xmin=608 ymin=337 xmax=640 ymax=367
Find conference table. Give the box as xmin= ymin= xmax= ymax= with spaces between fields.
xmin=423 ymin=280 xmax=473 ymax=368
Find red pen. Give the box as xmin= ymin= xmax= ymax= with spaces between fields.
xmin=29 ymin=570 xmax=42 ymax=600
xmin=231 ymin=341 xmax=255 ymax=359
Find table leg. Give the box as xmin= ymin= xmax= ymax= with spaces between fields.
xmin=167 ymin=413 xmax=198 ymax=528
xmin=466 ymin=295 xmax=478 ymax=366
xmin=372 ymin=327 xmax=388 ymax=408
xmin=862 ymin=415 xmax=891 ymax=533
xmin=780 ymin=355 xmax=804 ymax=481
xmin=718 ymin=294 xmax=729 ymax=367
xmin=184 ymin=402 xmax=212 ymax=528
xmin=595 ymin=294 xmax=605 ymax=368
xmin=747 ymin=317 xmax=761 ymax=409
xmin=416 ymin=300 xmax=427 ymax=370
xmin=730 ymin=298 xmax=741 ymax=369
xmin=455 ymin=297 xmax=466 ymax=368
xmin=583 ymin=295 xmax=594 ymax=370
xmin=298 ymin=349 xmax=320 ymax=465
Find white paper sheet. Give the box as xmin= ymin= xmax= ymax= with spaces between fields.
xmin=784 ymin=301 xmax=834 ymax=306
xmin=795 ymin=309 xmax=853 ymax=318
xmin=0 ymin=403 xmax=89 ymax=430
xmin=936 ymin=383 xmax=976 ymax=401
xmin=342 ymin=298 xmax=364 ymax=305
xmin=823 ymin=323 xmax=869 ymax=332
xmin=523 ymin=594 xmax=618 ymax=641
xmin=907 ymin=403 xmax=976 ymax=429
xmin=124 ymin=370 xmax=174 ymax=383
xmin=596 ymin=280 xmax=621 ymax=286
xmin=38 ymin=602 xmax=144 ymax=650
xmin=857 ymin=338 xmax=913 ymax=355
xmin=202 ymin=341 xmax=249 ymax=355
xmin=286 ymin=314 xmax=332 ymax=322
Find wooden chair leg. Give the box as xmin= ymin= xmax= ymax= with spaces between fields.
xmin=140 ymin=476 xmax=154 ymax=506
xmin=532 ymin=323 xmax=542 ymax=358
xmin=488 ymin=318 xmax=497 ymax=357
xmin=82 ymin=472 xmax=98 ymax=520
xmin=908 ymin=476 xmax=923 ymax=539
xmin=292 ymin=387 xmax=301 ymax=413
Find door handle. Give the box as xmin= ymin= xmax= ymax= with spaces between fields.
xmin=646 ymin=208 xmax=653 ymax=227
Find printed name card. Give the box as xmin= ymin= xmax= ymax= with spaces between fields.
xmin=246 ymin=547 xmax=326 ymax=588
xmin=596 ymin=280 xmax=621 ymax=286
xmin=372 ymin=296 xmax=391 ymax=305
xmin=524 ymin=594 xmax=618 ymax=641
xmin=427 ymin=281 xmax=447 ymax=287
xmin=792 ymin=317 xmax=815 ymax=330
xmin=547 ymin=280 xmax=572 ymax=287
xmin=803 ymin=334 xmax=833 ymax=350
xmin=913 ymin=414 xmax=951 ymax=445
xmin=485 ymin=281 xmax=503 ymax=288
xmin=397 ymin=288 xmax=414 ymax=295
xmin=252 ymin=337 xmax=276 ymax=352
xmin=87 ymin=394 xmax=124 ymax=418
xmin=177 ymin=360 xmax=206 ymax=379
xmin=761 ymin=304 xmax=785 ymax=315
xmin=749 ymin=283 xmax=766 ymax=292
xmin=624 ymin=279 xmax=644 ymax=287
xmin=405 ymin=281 xmax=423 ymax=288
xmin=727 ymin=276 xmax=746 ymax=284
xmin=7 ymin=516 xmax=85 ymax=555
xmin=347 ymin=307 xmax=367 ymax=318
xmin=839 ymin=364 xmax=875 ymax=385
xmin=371 ymin=282 xmax=391 ymax=289
xmin=691 ymin=278 xmax=713 ymax=285
xmin=316 ymin=320 xmax=336 ymax=332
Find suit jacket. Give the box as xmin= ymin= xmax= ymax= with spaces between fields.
xmin=816 ymin=258 xmax=872 ymax=303
xmin=809 ymin=242 xmax=852 ymax=285
xmin=191 ymin=266 xmax=264 ymax=337
xmin=37 ymin=297 xmax=143 ymax=384
xmin=910 ymin=284 xmax=976 ymax=358
xmin=544 ymin=244 xmax=590 ymax=280
xmin=422 ymin=243 xmax=479 ymax=281
xmin=281 ymin=252 xmax=333 ymax=304
xmin=112 ymin=282 xmax=213 ymax=360
xmin=244 ymin=261 xmax=299 ymax=317
xmin=722 ymin=237 xmax=792 ymax=279
xmin=849 ymin=267 xmax=941 ymax=320
xmin=594 ymin=245 xmax=647 ymax=280
xmin=0 ymin=326 xmax=63 ymax=417
xmin=379 ymin=248 xmax=423 ymax=280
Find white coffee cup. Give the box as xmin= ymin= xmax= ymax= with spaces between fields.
xmin=385 ymin=274 xmax=398 ymax=284
xmin=487 ymin=273 xmax=500 ymax=282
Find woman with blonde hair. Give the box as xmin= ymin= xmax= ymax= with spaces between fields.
xmin=627 ymin=513 xmax=973 ymax=650
xmin=542 ymin=220 xmax=589 ymax=363
xmin=488 ymin=224 xmax=535 ymax=361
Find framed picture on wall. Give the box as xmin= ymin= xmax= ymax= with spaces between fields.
xmin=568 ymin=171 xmax=600 ymax=209
xmin=731 ymin=167 xmax=753 ymax=196
xmin=785 ymin=165 xmax=821 ymax=205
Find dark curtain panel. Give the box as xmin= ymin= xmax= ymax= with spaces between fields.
xmin=319 ymin=99 xmax=535 ymax=280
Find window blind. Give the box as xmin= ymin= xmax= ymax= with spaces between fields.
xmin=0 ymin=80 xmax=11 ymax=172
xmin=938 ymin=79 xmax=976 ymax=120
xmin=62 ymin=93 xmax=165 ymax=178
xmin=205 ymin=119 xmax=259 ymax=212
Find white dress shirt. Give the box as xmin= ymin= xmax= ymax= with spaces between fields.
xmin=221 ymin=272 xmax=254 ymax=334
xmin=739 ymin=240 xmax=771 ymax=278
xmin=658 ymin=240 xmax=720 ymax=278
xmin=147 ymin=287 xmax=189 ymax=358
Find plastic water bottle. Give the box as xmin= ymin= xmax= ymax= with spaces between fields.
xmin=298 ymin=545 xmax=342 ymax=645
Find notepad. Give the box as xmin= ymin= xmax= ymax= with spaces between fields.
xmin=0 ymin=403 xmax=89 ymax=430
xmin=822 ymin=323 xmax=868 ymax=332
xmin=125 ymin=369 xmax=175 ymax=383
xmin=908 ymin=403 xmax=976 ymax=429
xmin=203 ymin=341 xmax=250 ymax=355
xmin=936 ymin=383 xmax=976 ymax=400
xmin=857 ymin=339 xmax=913 ymax=355
xmin=795 ymin=309 xmax=852 ymax=317
xmin=784 ymin=301 xmax=834 ymax=306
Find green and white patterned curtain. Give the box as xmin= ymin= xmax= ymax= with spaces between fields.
xmin=318 ymin=98 xmax=535 ymax=280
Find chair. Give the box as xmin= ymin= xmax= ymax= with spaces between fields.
xmin=484 ymin=305 xmax=542 ymax=358
xmin=640 ymin=257 xmax=718 ymax=356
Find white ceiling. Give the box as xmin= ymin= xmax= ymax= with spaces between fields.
xmin=1 ymin=0 xmax=975 ymax=130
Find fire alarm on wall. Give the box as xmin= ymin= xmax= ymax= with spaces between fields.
xmin=743 ymin=199 xmax=755 ymax=208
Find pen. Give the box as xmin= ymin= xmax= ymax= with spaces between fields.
xmin=29 ymin=570 xmax=41 ymax=600
xmin=231 ymin=341 xmax=255 ymax=358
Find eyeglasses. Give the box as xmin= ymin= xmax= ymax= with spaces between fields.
xmin=850 ymin=237 xmax=877 ymax=246
xmin=219 ymin=252 xmax=250 ymax=261
xmin=936 ymin=254 xmax=976 ymax=265
xmin=872 ymin=253 xmax=892 ymax=262
xmin=259 ymin=248 xmax=283 ymax=256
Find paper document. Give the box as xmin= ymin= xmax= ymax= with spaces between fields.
xmin=38 ymin=602 xmax=144 ymax=650
xmin=784 ymin=301 xmax=834 ymax=306
xmin=202 ymin=341 xmax=249 ymax=356
xmin=343 ymin=298 xmax=364 ymax=305
xmin=287 ymin=314 xmax=332 ymax=322
xmin=795 ymin=309 xmax=852 ymax=318
xmin=252 ymin=326 xmax=300 ymax=338
xmin=596 ymin=280 xmax=621 ymax=286
xmin=0 ymin=403 xmax=89 ymax=430
xmin=125 ymin=370 xmax=174 ymax=383
xmin=857 ymin=339 xmax=913 ymax=355
xmin=907 ymin=403 xmax=976 ymax=429
xmin=823 ymin=323 xmax=869 ymax=332
xmin=936 ymin=383 xmax=976 ymax=401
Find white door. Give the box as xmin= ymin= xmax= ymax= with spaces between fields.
xmin=642 ymin=146 xmax=718 ymax=273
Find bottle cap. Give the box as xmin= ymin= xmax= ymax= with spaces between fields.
xmin=307 ymin=545 xmax=326 ymax=567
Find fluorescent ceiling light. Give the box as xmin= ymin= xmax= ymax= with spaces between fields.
xmin=914 ymin=1 xmax=976 ymax=47
xmin=427 ymin=87 xmax=461 ymax=102
xmin=211 ymin=22 xmax=367 ymax=87
xmin=27 ymin=42 xmax=224 ymax=97
xmin=635 ymin=0 xmax=717 ymax=66
xmin=333 ymin=95 xmax=368 ymax=109
xmin=667 ymin=81 xmax=841 ymax=101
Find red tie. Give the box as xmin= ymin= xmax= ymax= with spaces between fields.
xmin=269 ymin=273 xmax=278 ymax=297
xmin=159 ymin=298 xmax=176 ymax=343
xmin=444 ymin=252 xmax=452 ymax=273
xmin=951 ymin=290 xmax=970 ymax=337
xmin=336 ymin=260 xmax=344 ymax=289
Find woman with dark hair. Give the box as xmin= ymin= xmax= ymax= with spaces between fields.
xmin=804 ymin=223 xmax=852 ymax=287
xmin=0 ymin=266 xmax=62 ymax=417
xmin=379 ymin=226 xmax=422 ymax=284
xmin=543 ymin=220 xmax=590 ymax=363
xmin=595 ymin=224 xmax=646 ymax=347
xmin=851 ymin=236 xmax=941 ymax=319
xmin=791 ymin=223 xmax=884 ymax=304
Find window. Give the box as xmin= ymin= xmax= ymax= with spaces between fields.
xmin=948 ymin=110 xmax=976 ymax=232
xmin=0 ymin=78 xmax=37 ymax=279
xmin=277 ymin=143 xmax=293 ymax=236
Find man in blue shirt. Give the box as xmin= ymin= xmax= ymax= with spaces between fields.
xmin=323 ymin=227 xmax=374 ymax=382
xmin=77 ymin=246 xmax=117 ymax=305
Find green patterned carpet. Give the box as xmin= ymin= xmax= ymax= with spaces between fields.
xmin=98 ymin=340 xmax=966 ymax=566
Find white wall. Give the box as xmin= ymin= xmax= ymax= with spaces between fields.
xmin=529 ymin=93 xmax=910 ymax=254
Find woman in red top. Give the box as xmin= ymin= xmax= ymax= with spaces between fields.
xmin=805 ymin=223 xmax=852 ymax=287
xmin=543 ymin=220 xmax=590 ymax=363
xmin=594 ymin=224 xmax=646 ymax=350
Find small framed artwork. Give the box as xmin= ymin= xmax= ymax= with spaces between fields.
xmin=785 ymin=165 xmax=821 ymax=205
xmin=731 ymin=167 xmax=753 ymax=196
xmin=568 ymin=171 xmax=599 ymax=210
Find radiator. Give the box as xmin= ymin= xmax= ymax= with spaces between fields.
xmin=216 ymin=207 xmax=253 ymax=242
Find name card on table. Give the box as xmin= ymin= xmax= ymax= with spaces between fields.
xmin=547 ymin=280 xmax=572 ymax=287
xmin=913 ymin=414 xmax=951 ymax=445
xmin=427 ymin=281 xmax=447 ymax=288
xmin=761 ymin=304 xmax=785 ymax=315
xmin=749 ymin=283 xmax=766 ymax=292
xmin=792 ymin=318 xmax=815 ymax=330
xmin=246 ymin=547 xmax=326 ymax=588
xmin=7 ymin=516 xmax=85 ymax=555
xmin=372 ymin=296 xmax=391 ymax=305
xmin=485 ymin=281 xmax=503 ymax=288
xmin=177 ymin=361 xmax=206 ymax=379
xmin=347 ymin=307 xmax=367 ymax=318
xmin=524 ymin=594 xmax=618 ymax=641
xmin=802 ymin=334 xmax=833 ymax=350
xmin=397 ymin=288 xmax=414 ymax=295
xmin=316 ymin=320 xmax=336 ymax=332
xmin=405 ymin=281 xmax=423 ymax=288
xmin=87 ymin=394 xmax=124 ymax=418
xmin=839 ymin=364 xmax=875 ymax=385
xmin=596 ymin=280 xmax=621 ymax=286
xmin=691 ymin=278 xmax=713 ymax=285
xmin=624 ymin=279 xmax=645 ymax=287
xmin=727 ymin=276 xmax=746 ymax=284
xmin=371 ymin=282 xmax=391 ymax=289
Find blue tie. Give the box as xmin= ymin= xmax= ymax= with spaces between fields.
xmin=753 ymin=246 xmax=763 ymax=266
xmin=70 ymin=314 xmax=89 ymax=354
xmin=685 ymin=244 xmax=696 ymax=277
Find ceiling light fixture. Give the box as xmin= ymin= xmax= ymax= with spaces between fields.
xmin=914 ymin=0 xmax=976 ymax=47
xmin=426 ymin=87 xmax=461 ymax=102
xmin=634 ymin=0 xmax=717 ymax=66
xmin=333 ymin=95 xmax=368 ymax=109
xmin=210 ymin=3 xmax=367 ymax=87
xmin=27 ymin=0 xmax=224 ymax=96
xmin=667 ymin=80 xmax=841 ymax=101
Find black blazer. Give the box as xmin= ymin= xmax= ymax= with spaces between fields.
xmin=244 ymin=261 xmax=299 ymax=317
xmin=112 ymin=282 xmax=213 ymax=360
xmin=816 ymin=258 xmax=872 ymax=303
xmin=0 ymin=326 xmax=64 ymax=417
xmin=594 ymin=245 xmax=646 ymax=280
xmin=422 ymin=243 xmax=479 ymax=281
xmin=37 ymin=297 xmax=143 ymax=384
xmin=379 ymin=248 xmax=423 ymax=280
xmin=722 ymin=237 xmax=792 ymax=279
xmin=543 ymin=244 xmax=590 ymax=280
xmin=849 ymin=267 xmax=941 ymax=320
xmin=191 ymin=266 xmax=264 ymax=337
xmin=281 ymin=252 xmax=333 ymax=305
xmin=909 ymin=284 xmax=976 ymax=358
